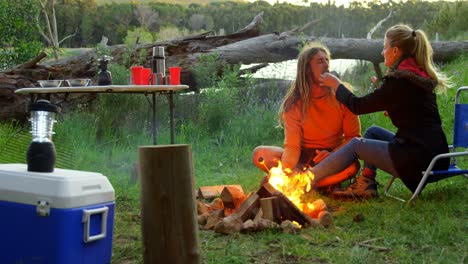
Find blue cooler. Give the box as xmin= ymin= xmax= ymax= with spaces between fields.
xmin=0 ymin=163 xmax=115 ymax=264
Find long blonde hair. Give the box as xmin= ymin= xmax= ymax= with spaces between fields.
xmin=385 ymin=24 xmax=451 ymax=92
xmin=278 ymin=43 xmax=331 ymax=126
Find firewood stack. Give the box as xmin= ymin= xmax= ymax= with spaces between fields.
xmin=196 ymin=182 xmax=332 ymax=235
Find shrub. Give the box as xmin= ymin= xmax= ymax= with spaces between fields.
xmin=190 ymin=52 xmax=221 ymax=90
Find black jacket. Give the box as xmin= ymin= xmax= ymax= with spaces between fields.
xmin=335 ymin=69 xmax=449 ymax=192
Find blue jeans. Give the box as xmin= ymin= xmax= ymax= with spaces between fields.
xmin=312 ymin=125 xmax=399 ymax=182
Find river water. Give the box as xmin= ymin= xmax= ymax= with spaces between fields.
xmin=245 ymin=59 xmax=360 ymax=80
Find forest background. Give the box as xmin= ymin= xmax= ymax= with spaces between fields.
xmin=1 ymin=0 xmax=467 ymax=69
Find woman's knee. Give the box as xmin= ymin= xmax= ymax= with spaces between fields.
xmin=315 ymin=160 xmax=360 ymax=187
xmin=252 ymin=146 xmax=265 ymax=166
xmin=251 ymin=146 xmax=283 ymax=168
xmin=349 ymin=137 xmax=364 ymax=147
xmin=364 ymin=125 xmax=381 ymax=139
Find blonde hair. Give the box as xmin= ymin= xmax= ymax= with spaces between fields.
xmin=385 ymin=24 xmax=452 ymax=92
xmin=278 ymin=43 xmax=331 ymax=126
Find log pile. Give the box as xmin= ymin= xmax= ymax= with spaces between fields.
xmin=196 ymin=183 xmax=332 ymax=235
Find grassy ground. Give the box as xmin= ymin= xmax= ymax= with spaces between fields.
xmin=1 ymin=54 xmax=467 ymax=263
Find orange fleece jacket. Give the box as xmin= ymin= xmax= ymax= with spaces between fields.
xmin=282 ymin=93 xmax=361 ymax=169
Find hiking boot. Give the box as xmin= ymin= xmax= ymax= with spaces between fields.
xmin=317 ymin=184 xmax=341 ymax=197
xmin=332 ymin=176 xmax=378 ymax=200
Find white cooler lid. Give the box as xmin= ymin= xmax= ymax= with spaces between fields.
xmin=0 ymin=164 xmax=115 ymax=208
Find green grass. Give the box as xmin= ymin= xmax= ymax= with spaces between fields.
xmin=1 ymin=54 xmax=467 ymax=263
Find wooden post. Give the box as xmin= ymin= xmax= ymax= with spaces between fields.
xmin=139 ymin=144 xmax=200 ymax=264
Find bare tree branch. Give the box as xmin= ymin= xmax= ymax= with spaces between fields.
xmin=38 ymin=0 xmax=54 ymax=45
xmin=50 ymin=0 xmax=59 ymax=46
xmin=35 ymin=15 xmax=51 ymax=46
xmin=367 ymin=10 xmax=393 ymax=40
xmin=58 ymin=29 xmax=78 ymax=46
xmin=290 ymin=19 xmax=321 ymax=34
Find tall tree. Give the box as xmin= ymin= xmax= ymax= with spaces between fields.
xmin=36 ymin=0 xmax=76 ymax=60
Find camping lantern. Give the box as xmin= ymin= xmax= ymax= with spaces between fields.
xmin=26 ymin=99 xmax=58 ymax=172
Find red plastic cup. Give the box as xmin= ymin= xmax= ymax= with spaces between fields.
xmin=131 ymin=66 xmax=143 ymax=85
xmin=141 ymin=68 xmax=151 ymax=85
xmin=169 ymin=67 xmax=181 ymax=85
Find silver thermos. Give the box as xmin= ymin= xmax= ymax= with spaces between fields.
xmin=152 ymin=47 xmax=165 ymax=84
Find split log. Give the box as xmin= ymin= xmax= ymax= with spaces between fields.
xmin=235 ymin=192 xmax=260 ymax=222
xmin=213 ymin=214 xmax=243 ymax=235
xmin=260 ymin=197 xmax=280 ymax=222
xmin=253 ymin=208 xmax=263 ymax=222
xmin=241 ymin=218 xmax=279 ymax=233
xmin=204 ymin=209 xmax=225 ymax=230
xmin=318 ymin=211 xmax=333 ymax=228
xmin=197 ymin=214 xmax=209 ymax=226
xmin=197 ymin=185 xmax=244 ymax=200
xmin=206 ymin=198 xmax=224 ymax=212
xmin=196 ymin=201 xmax=209 ymax=215
xmin=220 ymin=186 xmax=246 ymax=209
xmin=255 ymin=218 xmax=279 ymax=231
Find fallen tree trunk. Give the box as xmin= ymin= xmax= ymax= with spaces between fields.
xmin=1 ymin=10 xmax=467 ymax=121
xmin=214 ymin=34 xmax=467 ymax=65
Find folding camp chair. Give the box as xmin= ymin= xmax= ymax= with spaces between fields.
xmin=385 ymin=86 xmax=468 ymax=202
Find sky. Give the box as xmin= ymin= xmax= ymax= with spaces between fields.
xmin=247 ymin=0 xmax=457 ymax=8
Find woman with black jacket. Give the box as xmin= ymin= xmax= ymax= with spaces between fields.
xmin=311 ymin=24 xmax=451 ymax=199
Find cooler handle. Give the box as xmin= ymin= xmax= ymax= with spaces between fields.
xmin=82 ymin=206 xmax=109 ymax=243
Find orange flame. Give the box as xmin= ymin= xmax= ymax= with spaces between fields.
xmin=267 ymin=161 xmax=318 ymax=218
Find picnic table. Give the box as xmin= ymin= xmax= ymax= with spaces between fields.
xmin=15 ymin=85 xmax=189 ymax=145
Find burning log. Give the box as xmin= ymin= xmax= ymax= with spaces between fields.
xmin=257 ymin=181 xmax=277 ymax=198
xmin=257 ymin=182 xmax=316 ymax=227
xmin=273 ymin=189 xmax=316 ymax=227
xmin=196 ymin=179 xmax=333 ymax=234
xmin=308 ymin=199 xmax=328 ymax=219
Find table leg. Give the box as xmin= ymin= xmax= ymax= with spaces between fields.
xmin=169 ymin=91 xmax=175 ymax=144
xmin=152 ymin=92 xmax=157 ymax=145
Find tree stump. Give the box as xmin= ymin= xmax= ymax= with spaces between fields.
xmin=139 ymin=144 xmax=200 ymax=264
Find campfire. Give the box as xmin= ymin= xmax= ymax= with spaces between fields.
xmin=196 ymin=162 xmax=332 ymax=234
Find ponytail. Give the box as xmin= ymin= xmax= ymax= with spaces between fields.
xmin=386 ymin=25 xmax=452 ymax=92
xmin=413 ymin=30 xmax=451 ymax=92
